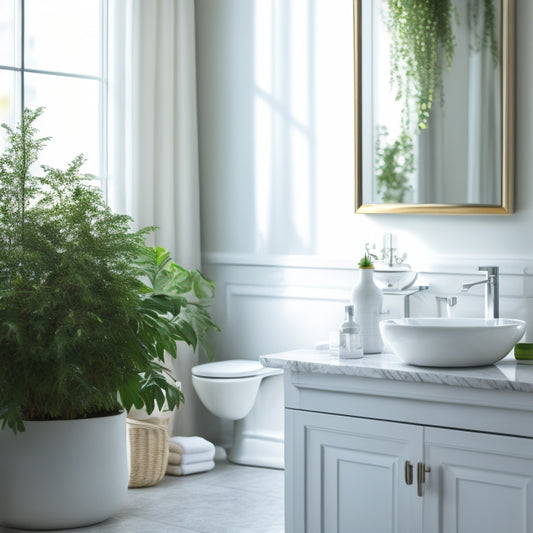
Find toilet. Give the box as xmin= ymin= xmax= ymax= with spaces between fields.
xmin=191 ymin=359 xmax=284 ymax=469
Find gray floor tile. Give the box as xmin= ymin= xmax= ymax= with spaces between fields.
xmin=0 ymin=460 xmax=284 ymax=533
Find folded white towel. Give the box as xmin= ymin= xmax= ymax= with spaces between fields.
xmin=167 ymin=449 xmax=215 ymax=466
xmin=166 ymin=460 xmax=215 ymax=476
xmin=168 ymin=436 xmax=215 ymax=455
xmin=182 ymin=449 xmax=215 ymax=464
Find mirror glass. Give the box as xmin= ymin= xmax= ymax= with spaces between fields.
xmin=355 ymin=0 xmax=514 ymax=214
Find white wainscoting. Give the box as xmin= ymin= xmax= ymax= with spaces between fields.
xmin=202 ymin=253 xmax=533 ymax=361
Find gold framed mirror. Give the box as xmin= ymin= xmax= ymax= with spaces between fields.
xmin=354 ymin=0 xmax=514 ymax=214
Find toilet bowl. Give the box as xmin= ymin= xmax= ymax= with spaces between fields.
xmin=191 ymin=359 xmax=284 ymax=469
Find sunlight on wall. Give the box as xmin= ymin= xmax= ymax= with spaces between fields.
xmin=253 ymin=0 xmax=356 ymax=257
xmin=254 ymin=0 xmax=273 ymax=252
xmin=254 ymin=96 xmax=273 ymax=251
xmin=197 ymin=0 xmax=533 ymax=335
xmin=313 ymin=0 xmax=357 ymax=255
xmin=288 ymin=0 xmax=309 ymax=126
xmin=254 ymin=0 xmax=314 ymax=254
xmin=289 ymin=126 xmax=311 ymax=249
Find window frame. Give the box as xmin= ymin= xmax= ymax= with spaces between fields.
xmin=0 ymin=0 xmax=109 ymax=195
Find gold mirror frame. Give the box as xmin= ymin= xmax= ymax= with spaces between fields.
xmin=354 ymin=0 xmax=515 ymax=215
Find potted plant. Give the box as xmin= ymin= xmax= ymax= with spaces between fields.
xmin=0 ymin=108 xmax=218 ymax=529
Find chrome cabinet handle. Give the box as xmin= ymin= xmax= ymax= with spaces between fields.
xmin=417 ymin=462 xmax=431 ymax=497
xmin=405 ymin=461 xmax=413 ymax=485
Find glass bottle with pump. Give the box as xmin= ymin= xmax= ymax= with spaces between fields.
xmin=338 ymin=304 xmax=363 ymax=359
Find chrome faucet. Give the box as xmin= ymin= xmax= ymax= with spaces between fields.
xmin=383 ymin=233 xmax=395 ymax=267
xmin=461 ymin=266 xmax=499 ymax=319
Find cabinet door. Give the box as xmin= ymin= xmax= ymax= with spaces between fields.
xmin=286 ymin=409 xmax=423 ymax=533
xmin=423 ymin=427 xmax=533 ymax=533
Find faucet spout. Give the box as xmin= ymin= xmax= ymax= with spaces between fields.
xmin=461 ymin=279 xmax=488 ymax=292
xmin=460 ymin=266 xmax=499 ymax=319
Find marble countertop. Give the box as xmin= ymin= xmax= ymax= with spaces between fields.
xmin=259 ymin=349 xmax=533 ymax=393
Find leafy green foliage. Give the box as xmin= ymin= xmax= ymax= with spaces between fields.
xmin=387 ymin=0 xmax=457 ymax=132
xmin=0 ymin=108 xmax=219 ymax=433
xmin=468 ymin=0 xmax=498 ymax=63
xmin=121 ymin=246 xmax=220 ymax=413
xmin=358 ymin=244 xmax=378 ymax=268
xmin=386 ymin=0 xmax=498 ymax=132
xmin=358 ymin=255 xmax=374 ymax=268
xmin=375 ymin=127 xmax=414 ymax=203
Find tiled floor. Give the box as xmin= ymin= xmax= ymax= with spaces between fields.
xmin=0 ymin=460 xmax=284 ymax=533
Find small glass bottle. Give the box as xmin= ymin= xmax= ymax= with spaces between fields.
xmin=338 ymin=305 xmax=363 ymax=359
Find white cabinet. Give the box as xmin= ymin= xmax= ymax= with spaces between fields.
xmin=423 ymin=427 xmax=533 ymax=533
xmin=287 ymin=410 xmax=423 ymax=533
xmin=284 ymin=375 xmax=533 ymax=533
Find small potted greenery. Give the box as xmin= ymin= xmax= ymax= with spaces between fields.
xmin=0 ymin=108 xmax=218 ymax=529
xmin=358 ymin=244 xmax=378 ymax=269
xmin=358 ymin=253 xmax=374 ymax=269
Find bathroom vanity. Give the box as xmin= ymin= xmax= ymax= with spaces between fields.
xmin=260 ymin=350 xmax=533 ymax=533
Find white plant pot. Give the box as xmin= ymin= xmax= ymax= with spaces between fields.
xmin=0 ymin=411 xmax=128 ymax=530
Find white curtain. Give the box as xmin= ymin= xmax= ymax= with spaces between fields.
xmin=417 ymin=0 xmax=501 ymax=205
xmin=108 ymin=0 xmax=201 ymax=264
xmin=466 ymin=2 xmax=502 ymax=205
xmin=107 ymin=0 xmax=214 ymax=438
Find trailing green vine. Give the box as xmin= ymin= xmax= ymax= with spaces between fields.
xmin=386 ymin=0 xmax=498 ymax=133
xmin=386 ymin=0 xmax=457 ymax=132
xmin=378 ymin=0 xmax=499 ymax=203
xmin=468 ymin=0 xmax=498 ymax=63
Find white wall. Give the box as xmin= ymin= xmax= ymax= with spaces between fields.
xmin=197 ymin=0 xmax=533 ymax=260
xmin=194 ymin=0 xmax=533 ymax=445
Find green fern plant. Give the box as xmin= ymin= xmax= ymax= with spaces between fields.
xmin=0 ymin=108 xmax=219 ymax=433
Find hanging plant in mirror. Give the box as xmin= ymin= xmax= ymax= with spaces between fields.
xmin=356 ymin=0 xmax=513 ymax=213
xmin=371 ymin=0 xmax=501 ymax=205
xmin=386 ymin=0 xmax=498 ymax=133
xmin=386 ymin=0 xmax=457 ymax=132
xmin=468 ymin=0 xmax=499 ymax=63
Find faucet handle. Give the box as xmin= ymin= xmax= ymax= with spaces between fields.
xmin=478 ymin=266 xmax=499 ymax=319
xmin=478 ymin=266 xmax=499 ymax=277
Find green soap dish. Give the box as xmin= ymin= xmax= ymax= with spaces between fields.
xmin=514 ymin=343 xmax=533 ymax=363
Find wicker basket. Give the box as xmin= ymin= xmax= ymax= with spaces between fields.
xmin=127 ymin=416 xmax=170 ymax=488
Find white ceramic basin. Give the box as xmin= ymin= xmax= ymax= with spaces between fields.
xmin=380 ymin=317 xmax=526 ymax=367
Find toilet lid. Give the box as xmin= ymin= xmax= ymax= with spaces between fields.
xmin=191 ymin=359 xmax=275 ymax=378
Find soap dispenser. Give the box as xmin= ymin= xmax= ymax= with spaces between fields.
xmin=338 ymin=305 xmax=363 ymax=359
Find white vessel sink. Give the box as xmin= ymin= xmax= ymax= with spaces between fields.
xmin=380 ymin=318 xmax=526 ymax=367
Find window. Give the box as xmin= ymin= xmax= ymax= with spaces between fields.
xmin=0 ymin=0 xmax=107 ymax=187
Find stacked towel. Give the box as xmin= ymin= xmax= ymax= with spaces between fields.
xmin=166 ymin=436 xmax=216 ymax=476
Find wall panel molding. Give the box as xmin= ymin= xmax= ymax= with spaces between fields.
xmin=203 ymin=252 xmax=533 ymax=277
